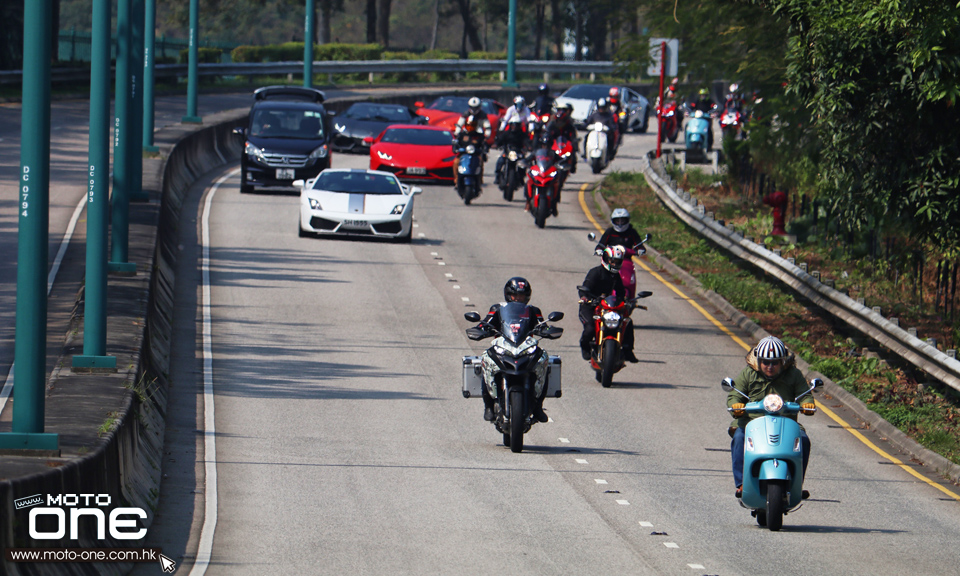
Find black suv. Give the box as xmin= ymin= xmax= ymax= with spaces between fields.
xmin=234 ymin=86 xmax=332 ymax=193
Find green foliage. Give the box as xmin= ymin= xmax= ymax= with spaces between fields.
xmin=179 ymin=47 xmax=222 ymax=64
xmin=231 ymin=42 xmax=381 ymax=63
xmin=468 ymin=51 xmax=507 ymax=60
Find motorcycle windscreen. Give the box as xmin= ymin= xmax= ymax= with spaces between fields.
xmin=497 ymin=302 xmax=537 ymax=346
xmin=534 ymin=150 xmax=555 ymax=172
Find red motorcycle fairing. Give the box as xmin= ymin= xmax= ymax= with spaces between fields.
xmin=588 ymin=296 xmax=630 ymax=371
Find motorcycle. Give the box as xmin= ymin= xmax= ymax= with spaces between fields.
xmin=588 ymin=232 xmax=652 ymax=300
xmin=462 ymin=305 xmax=564 ymax=453
xmin=722 ymin=376 xmax=822 ymax=531
xmin=455 ymin=144 xmax=483 ymax=205
xmin=496 ymin=124 xmax=527 ymax=202
xmin=657 ymin=100 xmax=680 ymax=143
xmin=719 ymin=108 xmax=743 ymax=141
xmin=551 ymin=134 xmax=575 ymax=190
xmin=584 ymin=121 xmax=611 ymax=174
xmin=524 ymin=148 xmax=566 ymax=229
xmin=578 ymin=287 xmax=652 ymax=388
xmin=682 ymin=103 xmax=717 ymax=162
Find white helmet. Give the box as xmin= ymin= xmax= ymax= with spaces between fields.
xmin=601 ymin=246 xmax=624 ymax=272
xmin=611 ymin=208 xmax=630 ymax=233
xmin=468 ymin=96 xmax=481 ymax=111
xmin=754 ymin=336 xmax=788 ymax=362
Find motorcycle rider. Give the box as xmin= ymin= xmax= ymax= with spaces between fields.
xmin=453 ymin=97 xmax=491 ymax=186
xmin=656 ymin=81 xmax=683 ymax=125
xmin=578 ymin=246 xmax=639 ymax=363
xmin=607 ymin=86 xmax=628 ymax=138
xmin=584 ymin=98 xmax=619 ymax=162
xmin=543 ymin=102 xmax=579 ymax=174
xmin=689 ymin=87 xmax=716 ymax=115
xmin=723 ymin=83 xmax=744 ymax=114
xmin=521 ymin=132 xmax=560 ymax=214
xmin=495 ymin=96 xmax=535 ymax=185
xmin=475 ymin=277 xmax=551 ymax=423
xmin=532 ymin=83 xmax=555 ymax=117
xmin=594 ymin=208 xmax=646 ymax=257
xmin=727 ymin=335 xmax=816 ymax=499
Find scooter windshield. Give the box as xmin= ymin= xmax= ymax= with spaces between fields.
xmin=534 ymin=150 xmax=555 ymax=172
xmin=497 ymin=302 xmax=537 ymax=346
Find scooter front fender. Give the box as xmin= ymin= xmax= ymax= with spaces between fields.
xmin=757 ymin=459 xmax=791 ymax=481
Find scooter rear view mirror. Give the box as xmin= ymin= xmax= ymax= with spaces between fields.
xmin=587 ymin=232 xmax=596 ymax=241
xmin=464 ymin=312 xmax=482 ymax=322
xmin=547 ymin=311 xmax=564 ymax=322
xmin=721 ymin=377 xmax=736 ymax=392
xmin=810 ymin=377 xmax=823 ymax=390
xmin=644 ymin=233 xmax=652 ymax=241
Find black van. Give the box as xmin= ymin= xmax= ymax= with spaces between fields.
xmin=234 ymin=86 xmax=332 ymax=193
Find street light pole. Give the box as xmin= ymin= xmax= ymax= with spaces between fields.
xmin=502 ymin=0 xmax=518 ymax=88
xmin=304 ymin=0 xmax=315 ymax=88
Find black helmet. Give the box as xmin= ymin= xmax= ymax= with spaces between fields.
xmin=539 ymin=83 xmax=549 ymax=95
xmin=504 ymin=277 xmax=532 ymax=304
xmin=538 ymin=133 xmax=551 ymax=148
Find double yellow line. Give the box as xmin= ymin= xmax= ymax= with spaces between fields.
xmin=577 ymin=183 xmax=960 ymax=500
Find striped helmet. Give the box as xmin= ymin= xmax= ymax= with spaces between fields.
xmin=754 ymin=336 xmax=788 ymax=361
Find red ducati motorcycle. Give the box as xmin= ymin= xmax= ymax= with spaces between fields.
xmin=578 ymin=288 xmax=652 ymax=387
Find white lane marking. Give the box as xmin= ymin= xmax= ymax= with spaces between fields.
xmin=1 ymin=193 xmax=87 ymax=415
xmin=616 ymin=499 xmax=630 ymax=505
xmin=639 ymin=521 xmax=654 ymax=527
xmin=438 ymin=262 xmax=446 ymax=266
xmin=461 ymin=297 xmax=469 ymax=302
xmin=575 ymin=458 xmax=588 ymax=464
xmin=430 ymin=252 xmax=438 ymax=256
xmin=413 ymin=223 xmax=419 ymax=228
xmin=444 ymin=273 xmax=453 ymax=278
xmin=547 ymin=416 xmax=553 ymax=422
xmin=688 ymin=564 xmax=705 ymax=570
xmin=558 ymin=438 xmax=570 ymax=443
xmin=453 ymin=285 xmax=461 ymax=290
xmin=188 ymin=168 xmax=237 ymax=576
xmin=595 ymin=479 xmax=608 ymax=484
xmin=664 ymin=542 xmax=679 ymax=549
xmin=418 ymin=233 xmax=425 ymax=238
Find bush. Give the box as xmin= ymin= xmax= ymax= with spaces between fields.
xmin=231 ymin=42 xmax=382 ymax=63
xmin=179 ymin=47 xmax=222 ymax=64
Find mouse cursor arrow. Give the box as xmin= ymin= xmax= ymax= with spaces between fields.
xmin=159 ymin=554 xmax=177 ymax=573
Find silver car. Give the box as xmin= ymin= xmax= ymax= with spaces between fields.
xmin=554 ymin=84 xmax=650 ymax=133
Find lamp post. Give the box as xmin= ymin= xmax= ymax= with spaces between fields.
xmin=502 ymin=0 xmax=518 ymax=88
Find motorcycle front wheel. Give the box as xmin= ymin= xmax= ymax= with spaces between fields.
xmin=535 ymin=195 xmax=549 ymax=228
xmin=765 ymin=481 xmax=786 ymax=531
xmin=592 ymin=157 xmax=603 ymax=174
xmin=504 ymin=169 xmax=515 ymax=202
xmin=600 ymin=339 xmax=618 ymax=388
xmin=509 ymin=389 xmax=525 ymax=453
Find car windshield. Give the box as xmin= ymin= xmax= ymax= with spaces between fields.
xmin=427 ymin=97 xmax=497 ymax=116
xmin=251 ymin=108 xmax=324 ymax=138
xmin=380 ymin=128 xmax=453 ymax=146
xmin=497 ymin=302 xmax=537 ymax=346
xmin=344 ymin=103 xmax=412 ymax=122
xmin=312 ymin=171 xmax=402 ymax=195
xmin=562 ymin=85 xmax=613 ymax=101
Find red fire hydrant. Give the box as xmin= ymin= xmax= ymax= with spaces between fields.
xmin=762 ymin=190 xmax=789 ymax=236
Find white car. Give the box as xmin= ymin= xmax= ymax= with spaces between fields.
xmin=297 ymin=169 xmax=421 ymax=242
xmin=554 ymin=84 xmax=650 ymax=132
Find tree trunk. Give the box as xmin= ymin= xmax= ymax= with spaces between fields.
xmin=319 ymin=1 xmax=332 ymax=44
xmin=430 ymin=0 xmax=440 ymax=51
xmin=377 ymin=0 xmax=392 ymax=49
xmin=533 ymin=0 xmax=545 ymax=60
xmin=454 ymin=0 xmax=483 ymax=54
xmin=550 ymin=0 xmax=562 ymax=60
xmin=366 ymin=0 xmax=377 ymax=43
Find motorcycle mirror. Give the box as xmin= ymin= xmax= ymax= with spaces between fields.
xmin=644 ymin=233 xmax=652 ymax=242
xmin=547 ymin=311 xmax=564 ymax=322
xmin=587 ymin=232 xmax=596 ymax=241
xmin=721 ymin=377 xmax=736 ymax=392
xmin=636 ymin=291 xmax=653 ymax=298
xmin=810 ymin=377 xmax=823 ymax=390
xmin=464 ymin=311 xmax=482 ymax=322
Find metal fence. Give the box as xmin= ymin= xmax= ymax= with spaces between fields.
xmin=57 ymin=29 xmax=238 ymax=63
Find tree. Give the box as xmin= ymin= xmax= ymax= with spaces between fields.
xmin=454 ymin=0 xmax=483 ymax=56
xmin=366 ymin=0 xmax=377 ymax=43
xmin=377 ymin=0 xmax=392 ymax=48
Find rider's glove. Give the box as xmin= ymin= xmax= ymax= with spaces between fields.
xmin=594 ymin=248 xmax=603 ymax=256
xmin=731 ymin=403 xmax=746 ymax=418
xmin=801 ymin=402 xmax=817 ymax=415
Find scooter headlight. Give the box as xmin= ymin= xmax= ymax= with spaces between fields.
xmin=763 ymin=394 xmax=784 ymax=414
xmin=458 ymin=164 xmax=469 ymax=174
xmin=793 ymin=437 xmax=802 ymax=452
xmin=745 ymin=437 xmax=755 ymax=451
xmin=465 ymin=144 xmax=476 ymax=154
xmin=602 ymin=311 xmax=621 ymax=328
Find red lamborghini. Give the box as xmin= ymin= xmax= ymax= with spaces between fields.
xmin=413 ymin=96 xmax=506 ymax=145
xmin=365 ymin=125 xmax=457 ymax=182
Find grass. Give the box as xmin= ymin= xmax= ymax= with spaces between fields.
xmin=600 ymin=169 xmax=960 ymax=468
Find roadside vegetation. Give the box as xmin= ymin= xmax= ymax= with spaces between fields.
xmin=599 ymin=170 xmax=960 ymax=467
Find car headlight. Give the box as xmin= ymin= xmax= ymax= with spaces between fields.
xmin=245 ymin=141 xmax=266 ymax=163
xmin=602 ymin=311 xmax=621 ymax=328
xmin=465 ymin=144 xmax=476 ymax=154
xmin=390 ymin=204 xmax=404 ymax=215
xmin=377 ymin=150 xmax=393 ymax=161
xmin=507 ymin=150 xmax=518 ymax=161
xmin=309 ymin=144 xmax=329 ymax=159
xmin=308 ymin=198 xmax=322 ymax=210
xmin=763 ymin=394 xmax=784 ymax=413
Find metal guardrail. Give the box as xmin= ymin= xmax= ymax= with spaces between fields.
xmin=641 ymin=152 xmax=960 ymax=394
xmin=0 ymin=59 xmax=617 ymax=85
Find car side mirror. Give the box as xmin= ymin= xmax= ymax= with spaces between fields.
xmin=414 ymin=101 xmax=424 ymax=108
xmin=410 ymin=186 xmax=422 ymax=195
xmin=464 ymin=311 xmax=482 ymax=322
xmin=363 ymin=136 xmax=375 ymax=145
xmin=327 ymin=110 xmax=337 ymax=116
xmin=232 ymin=127 xmax=246 ymax=136
xmin=292 ymin=179 xmax=305 ymax=188
xmin=547 ymin=311 xmax=564 ymax=322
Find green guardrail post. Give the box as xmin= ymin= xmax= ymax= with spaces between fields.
xmin=304 ymin=0 xmax=315 ymax=88
xmin=143 ymin=0 xmax=159 ymax=152
xmin=73 ymin=0 xmax=117 ymax=371
xmin=502 ymin=0 xmax=518 ymax=88
xmin=110 ymin=0 xmax=137 ymax=274
xmin=182 ymin=0 xmax=201 ymax=123
xmin=131 ymin=0 xmax=147 ymax=201
xmin=0 ymin=0 xmax=60 ymax=454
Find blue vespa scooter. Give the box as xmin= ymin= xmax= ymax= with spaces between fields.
xmin=682 ymin=105 xmax=715 ymax=163
xmin=722 ymin=376 xmax=821 ymax=531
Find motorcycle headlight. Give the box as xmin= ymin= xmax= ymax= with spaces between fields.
xmin=458 ymin=164 xmax=469 ymax=174
xmin=390 ymin=204 xmax=405 ymax=215
xmin=507 ymin=150 xmax=518 ymax=161
xmin=308 ymin=198 xmax=322 ymax=210
xmin=377 ymin=150 xmax=393 ymax=161
xmin=493 ymin=345 xmax=507 ymax=356
xmin=245 ymin=141 xmax=266 ymax=163
xmin=763 ymin=394 xmax=784 ymax=414
xmin=602 ymin=311 xmax=621 ymax=328
xmin=309 ymin=144 xmax=329 ymax=159
xmin=529 ymin=169 xmax=540 ymax=177
xmin=466 ymin=144 xmax=476 ymax=154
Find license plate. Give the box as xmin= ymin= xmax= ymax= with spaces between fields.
xmin=407 ymin=166 xmax=426 ymax=175
xmin=341 ymin=220 xmax=367 ymax=228
xmin=276 ymin=168 xmax=295 ymax=179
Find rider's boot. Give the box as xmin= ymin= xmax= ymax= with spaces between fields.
xmin=482 ymin=389 xmax=496 ymax=422
xmin=531 ymin=391 xmax=548 ymax=423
